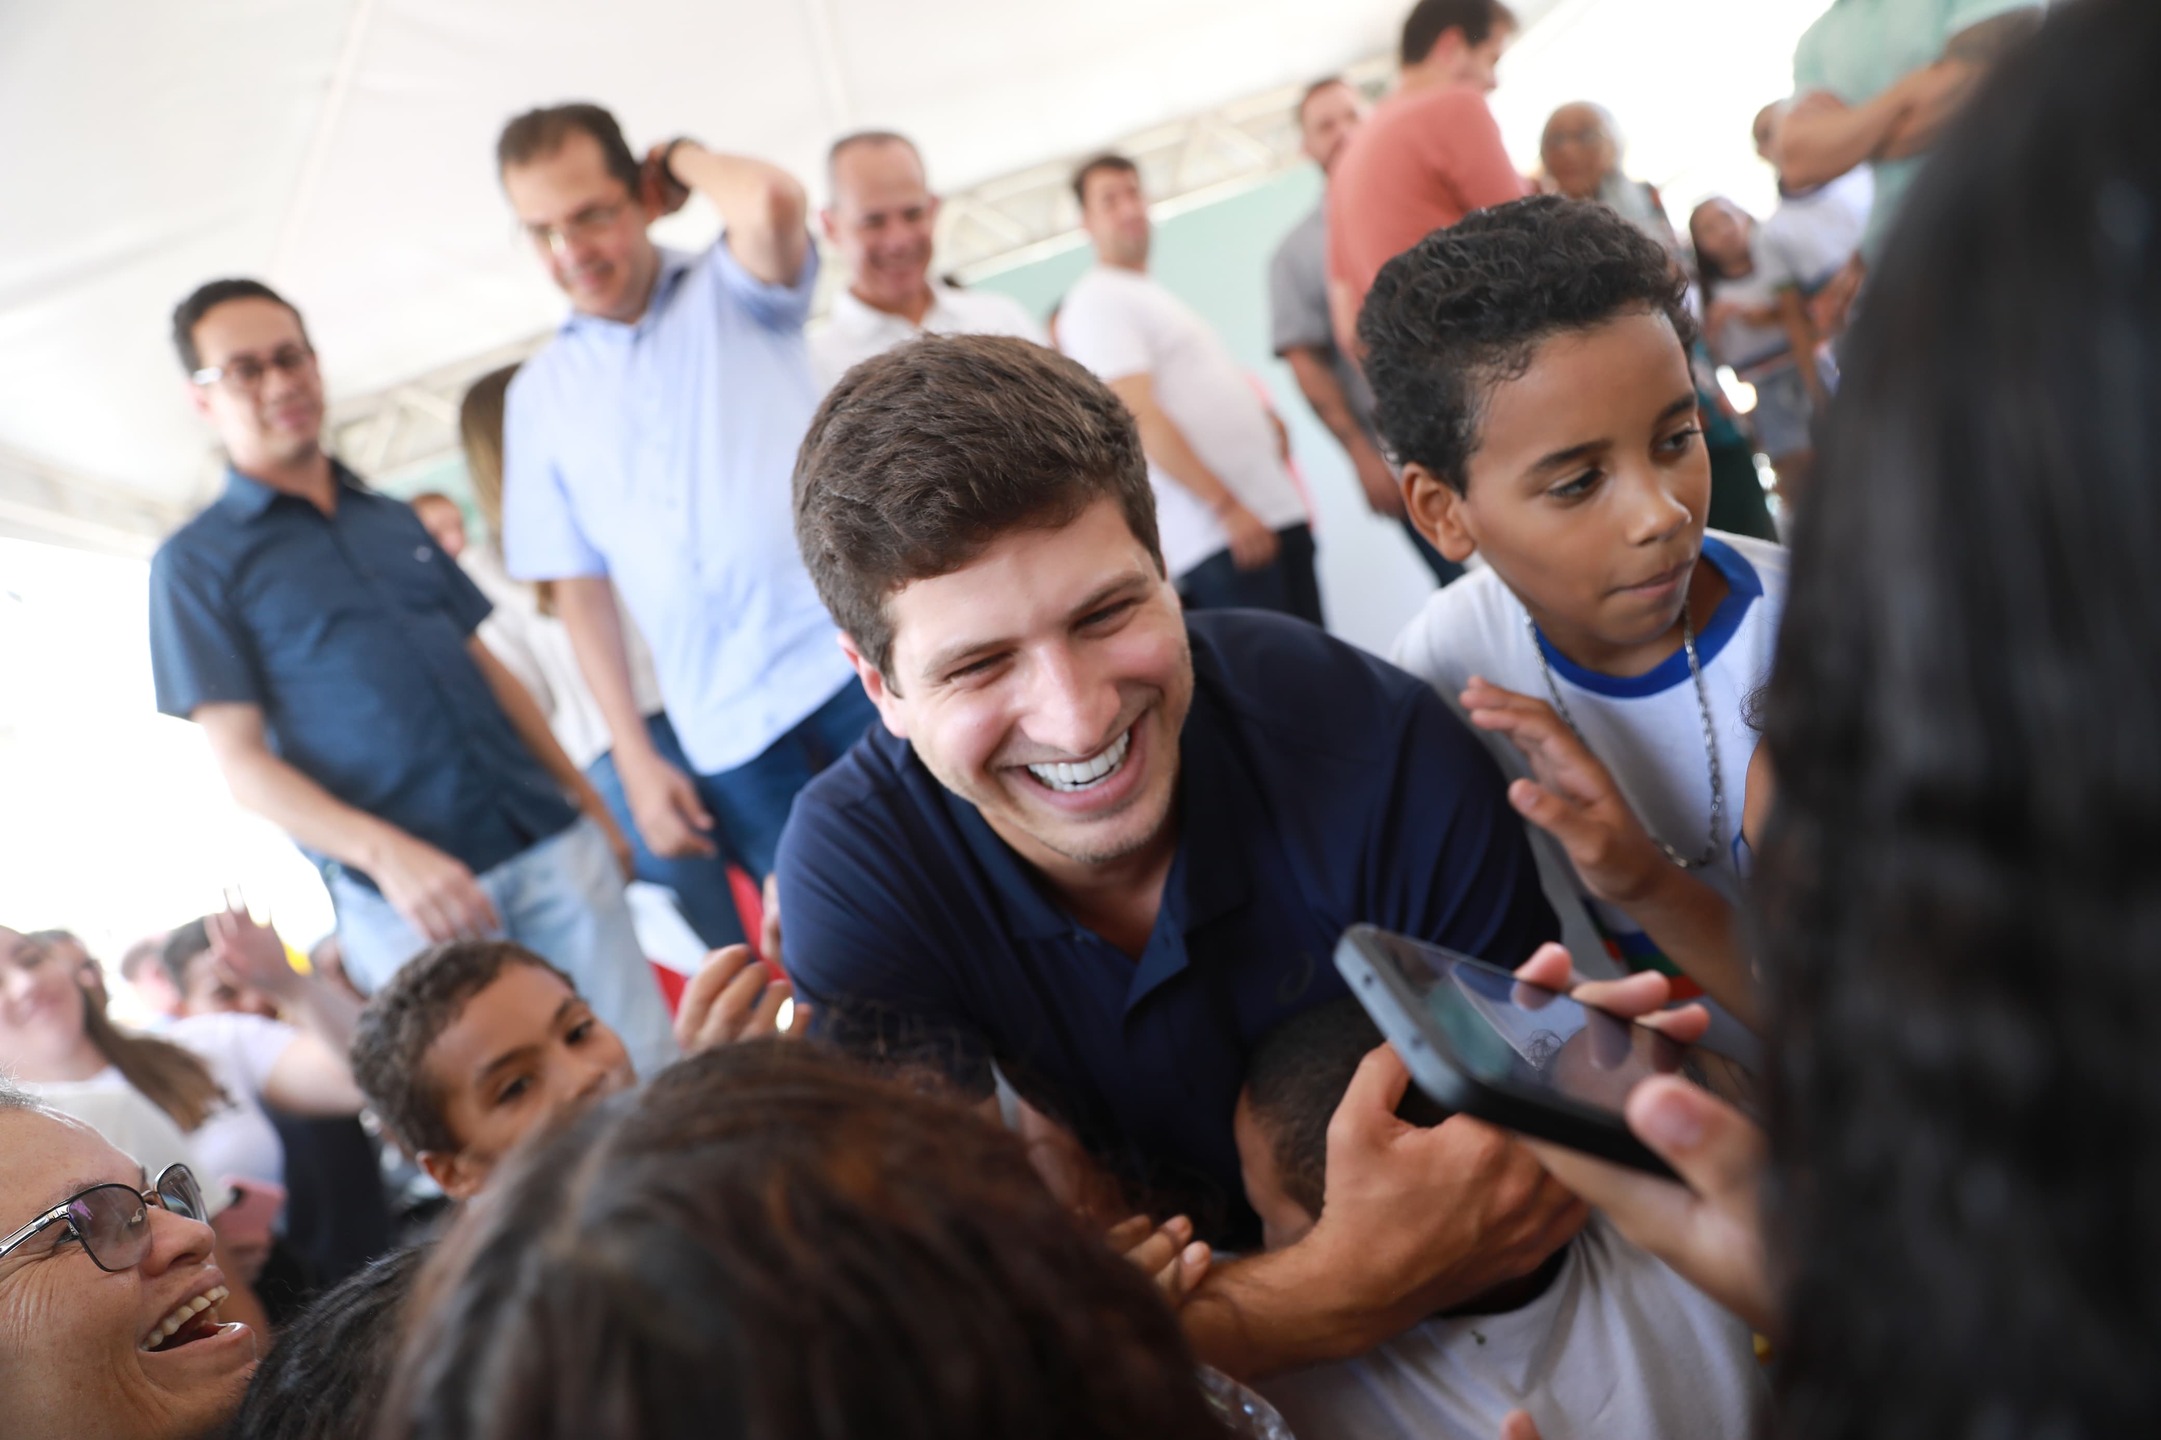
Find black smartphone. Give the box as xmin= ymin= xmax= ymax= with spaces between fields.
xmin=1334 ymin=924 xmax=1761 ymax=1178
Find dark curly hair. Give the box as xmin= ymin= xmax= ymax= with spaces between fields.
xmin=348 ymin=940 xmax=571 ymax=1156
xmin=1358 ymin=194 xmax=1695 ymax=493
xmin=1756 ymin=1 xmax=2161 ymax=1435
xmin=381 ymin=1041 xmax=1238 ymax=1440
xmin=230 ymin=1244 xmax=428 ymax=1440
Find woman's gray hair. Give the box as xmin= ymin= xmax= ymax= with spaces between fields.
xmin=0 ymin=1074 xmax=40 ymax=1111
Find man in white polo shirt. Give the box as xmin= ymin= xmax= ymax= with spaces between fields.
xmin=1056 ymin=154 xmax=1321 ymax=625
xmin=812 ymin=131 xmax=1047 ymax=388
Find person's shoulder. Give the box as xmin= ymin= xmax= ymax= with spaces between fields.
xmin=1387 ymin=565 xmax=1522 ymax=688
xmin=1705 ymin=530 xmax=1789 ymax=601
xmin=942 ymin=283 xmax=1036 ymax=331
xmin=1270 ymin=204 xmax=1325 ymax=270
xmin=785 ymin=723 xmax=936 ymax=852
xmin=1189 ymin=611 xmax=1438 ymax=761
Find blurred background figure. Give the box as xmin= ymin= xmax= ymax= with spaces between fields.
xmin=1272 ymin=77 xmax=1460 ymax=587
xmin=1690 ymin=195 xmax=1834 ymax=502
xmin=1538 ymin=101 xmax=1681 ymax=259
xmin=1751 ymin=100 xmax=1873 ymax=342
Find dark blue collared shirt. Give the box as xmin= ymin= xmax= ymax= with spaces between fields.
xmin=149 ymin=464 xmax=577 ymax=886
xmin=778 ymin=610 xmax=1556 ymax=1239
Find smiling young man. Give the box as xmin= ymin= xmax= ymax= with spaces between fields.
xmin=1364 ymin=196 xmax=1786 ymax=1020
xmin=779 ymin=333 xmax=1581 ymax=1378
xmin=147 ymin=280 xmax=675 ymax=1075
xmin=810 ymin=130 xmax=1047 ymax=389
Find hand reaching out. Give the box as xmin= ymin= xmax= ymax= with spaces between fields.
xmin=1508 ymin=946 xmax=1777 ymax=1335
xmin=205 ymin=905 xmax=302 ymax=1003
xmin=1461 ymin=678 xmax=1668 ymax=906
xmin=1107 ymin=1213 xmax=1212 ymax=1308
xmin=673 ymin=945 xmax=808 ymax=1054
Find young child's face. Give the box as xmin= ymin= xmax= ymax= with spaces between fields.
xmin=1409 ymin=309 xmax=1710 ymax=673
xmin=1232 ymin=1089 xmax=1318 ymax=1252
xmin=418 ymin=963 xmax=636 ymax=1199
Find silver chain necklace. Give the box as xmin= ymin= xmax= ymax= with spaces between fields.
xmin=1526 ymin=601 xmax=1725 ymax=870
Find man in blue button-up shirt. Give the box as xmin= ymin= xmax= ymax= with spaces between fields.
xmin=495 ymin=103 xmax=875 ymax=909
xmin=148 ymin=279 xmax=676 ymax=1075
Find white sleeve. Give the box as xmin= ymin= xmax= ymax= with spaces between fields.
xmin=170 ymin=1013 xmax=297 ymax=1106
xmin=1056 ymin=282 xmax=1153 ymax=382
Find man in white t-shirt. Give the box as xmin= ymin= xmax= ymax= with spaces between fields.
xmin=1057 ymin=154 xmax=1321 ymax=624
xmin=811 ymin=131 xmax=1048 ymax=389
xmin=1237 ymin=999 xmax=1767 ymax=1440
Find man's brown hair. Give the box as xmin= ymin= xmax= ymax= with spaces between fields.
xmin=496 ymin=102 xmax=641 ymax=195
xmin=1400 ymin=0 xmax=1516 ymax=66
xmin=1070 ymin=152 xmax=1139 ymax=209
xmin=792 ymin=333 xmax=1158 ymax=685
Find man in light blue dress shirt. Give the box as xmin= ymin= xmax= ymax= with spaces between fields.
xmin=496 ymin=103 xmax=876 ymax=899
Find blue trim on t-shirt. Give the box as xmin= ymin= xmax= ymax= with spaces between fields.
xmin=1533 ymin=536 xmax=1763 ymax=699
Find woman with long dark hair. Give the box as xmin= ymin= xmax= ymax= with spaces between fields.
xmin=1516 ymin=1 xmax=2161 ymax=1434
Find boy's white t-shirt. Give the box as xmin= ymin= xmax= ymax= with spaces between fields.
xmin=1389 ymin=532 xmax=1787 ymax=990
xmin=167 ymin=1010 xmax=297 ymax=1189
xmin=1057 ymin=264 xmax=1309 ymax=578
xmin=1257 ymin=1215 xmax=1767 ymax=1440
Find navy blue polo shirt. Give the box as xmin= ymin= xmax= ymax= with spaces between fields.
xmin=148 ymin=464 xmax=577 ymax=887
xmin=778 ymin=610 xmax=1556 ymax=1238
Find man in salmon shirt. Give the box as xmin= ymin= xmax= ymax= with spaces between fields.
xmin=1326 ymin=0 xmax=1529 ymax=355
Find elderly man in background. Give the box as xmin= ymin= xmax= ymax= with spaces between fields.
xmin=1270 ymin=77 xmax=1459 ymax=587
xmin=812 ymin=130 xmax=1046 ymax=388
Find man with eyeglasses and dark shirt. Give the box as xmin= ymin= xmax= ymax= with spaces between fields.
xmin=146 ymin=279 xmax=677 ymax=1076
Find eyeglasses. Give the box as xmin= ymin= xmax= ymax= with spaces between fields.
xmin=191 ymin=345 xmax=314 ymax=390
xmin=0 ymin=1165 xmax=207 ymax=1272
xmin=520 ymin=200 xmax=629 ymax=254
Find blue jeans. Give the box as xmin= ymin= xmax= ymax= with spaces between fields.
xmin=688 ymin=681 xmax=879 ymax=878
xmin=1177 ymin=523 xmax=1325 ymax=627
xmin=330 ymin=817 xmax=678 ymax=1077
xmin=586 ymin=714 xmax=748 ymax=951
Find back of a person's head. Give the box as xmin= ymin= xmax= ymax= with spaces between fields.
xmin=228 ymin=1244 xmax=429 ymax=1440
xmin=348 ymin=940 xmax=567 ymax=1156
xmin=792 ymin=332 xmax=1159 ymax=680
xmin=1400 ymin=0 xmax=1511 ymax=65
xmin=1358 ymin=194 xmax=1694 ymax=492
xmin=1242 ymin=999 xmax=1392 ymax=1217
xmin=1758 ymin=1 xmax=2161 ymax=1434
xmin=382 ymin=1041 xmax=1235 ymax=1440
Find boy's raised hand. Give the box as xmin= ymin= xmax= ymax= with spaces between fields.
xmin=1460 ymin=678 xmax=1666 ymax=907
xmin=674 ymin=944 xmax=808 ymax=1055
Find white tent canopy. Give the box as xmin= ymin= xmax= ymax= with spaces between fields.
xmin=1 ymin=0 xmax=1837 ymax=554
xmin=0 ymin=0 xmax=1466 ymax=542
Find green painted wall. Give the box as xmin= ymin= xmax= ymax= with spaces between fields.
xmin=971 ymin=168 xmax=1438 ymax=656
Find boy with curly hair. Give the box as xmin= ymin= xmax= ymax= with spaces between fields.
xmin=1363 ymin=196 xmax=1786 ymax=1028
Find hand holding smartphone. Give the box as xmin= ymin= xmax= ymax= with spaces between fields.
xmin=1334 ymin=925 xmax=1761 ymax=1179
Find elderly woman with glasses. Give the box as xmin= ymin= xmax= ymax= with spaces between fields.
xmin=0 ymin=1080 xmax=257 ymax=1439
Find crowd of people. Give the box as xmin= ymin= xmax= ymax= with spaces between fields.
xmin=7 ymin=0 xmax=2147 ymax=1435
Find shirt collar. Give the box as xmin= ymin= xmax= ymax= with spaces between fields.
xmin=561 ymin=246 xmax=696 ymax=338
xmin=215 ymin=459 xmax=368 ymax=524
xmin=830 ymin=280 xmax=950 ymax=336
